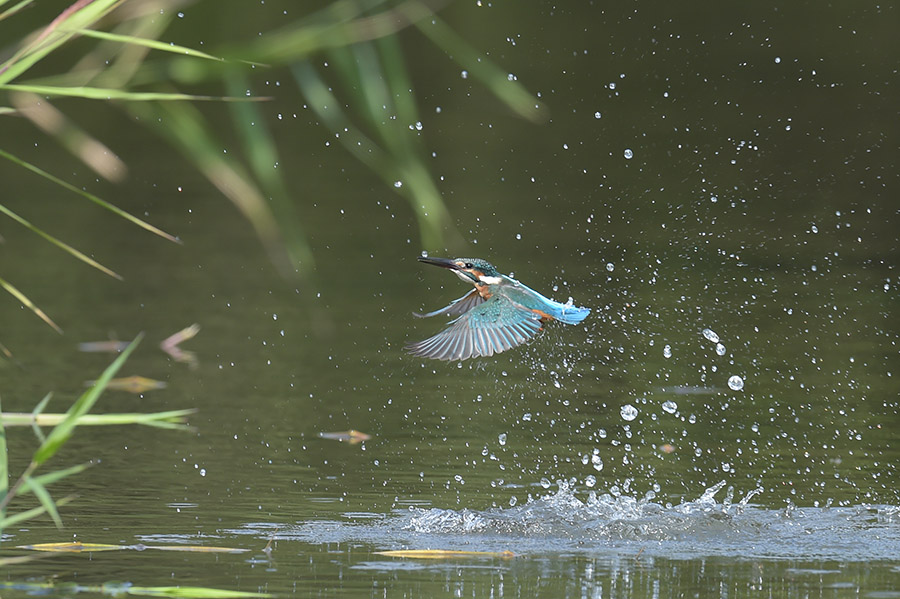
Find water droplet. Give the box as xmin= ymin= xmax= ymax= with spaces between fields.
xmin=522 ymin=413 xmax=532 ymax=421
xmin=393 ymin=180 xmax=402 ymax=188
xmin=662 ymin=400 xmax=678 ymax=414
xmin=623 ymin=148 xmax=633 ymax=159
xmin=498 ymin=433 xmax=507 ymax=446
xmin=620 ymin=404 xmax=638 ymax=421
xmin=606 ymin=262 xmax=614 ymax=272
xmin=594 ymin=111 xmax=602 ymax=119
xmin=460 ymin=70 xmax=469 ymax=79
xmin=702 ymin=328 xmax=720 ymax=343
xmin=775 ymin=56 xmax=781 ymax=64
xmin=591 ymin=454 xmax=604 ymax=471
xmin=509 ymin=496 xmax=517 ymax=506
xmin=585 ymin=475 xmax=597 ymax=487
xmin=728 ymin=375 xmax=744 ymax=391
xmin=540 ymin=478 xmax=551 ymax=489
xmin=716 ymin=343 xmax=726 ymax=356
xmin=663 ymin=344 xmax=672 ymax=358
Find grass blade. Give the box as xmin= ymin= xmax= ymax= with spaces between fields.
xmin=0 ymin=275 xmax=62 ymax=333
xmin=22 ymin=474 xmax=62 ymax=528
xmin=0 ymin=0 xmax=122 ymax=85
xmin=18 ymin=462 xmax=91 ymax=495
xmin=0 ymin=83 xmax=250 ymax=102
xmin=71 ymin=29 xmax=226 ymax=62
xmin=0 ymin=148 xmax=180 ymax=243
xmin=0 ymin=0 xmax=35 ymax=23
xmin=0 ymin=203 xmax=122 ymax=280
xmin=1 ymin=409 xmax=197 ymax=430
xmin=32 ymin=333 xmax=143 ymax=466
xmin=0 ymin=495 xmax=74 ymax=529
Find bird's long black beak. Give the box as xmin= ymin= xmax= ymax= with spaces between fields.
xmin=417 ymin=256 xmax=479 ymax=283
xmin=417 ymin=256 xmax=461 ymax=270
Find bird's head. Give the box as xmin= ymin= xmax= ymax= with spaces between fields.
xmin=417 ymin=256 xmax=502 ymax=285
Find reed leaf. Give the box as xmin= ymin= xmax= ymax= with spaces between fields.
xmin=18 ymin=462 xmax=91 ymax=495
xmin=0 ymin=0 xmax=122 ymax=85
xmin=0 ymin=0 xmax=33 ymax=23
xmin=71 ymin=28 xmax=226 ymax=62
xmin=1 ymin=409 xmax=196 ymax=430
xmin=0 ymin=83 xmax=249 ymax=102
xmin=0 ymin=148 xmax=180 ymax=243
xmin=0 ymin=203 xmax=122 ymax=280
xmin=0 ymin=275 xmax=62 ymax=333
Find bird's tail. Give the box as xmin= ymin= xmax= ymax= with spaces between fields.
xmin=556 ymin=305 xmax=590 ymax=325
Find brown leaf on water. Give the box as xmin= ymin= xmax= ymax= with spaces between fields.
xmin=160 ymin=323 xmax=200 ymax=369
xmin=84 ymin=375 xmax=167 ymax=393
xmin=375 ymin=549 xmax=516 ymax=559
xmin=78 ymin=339 xmax=130 ymax=353
xmin=317 ymin=429 xmax=372 ymax=444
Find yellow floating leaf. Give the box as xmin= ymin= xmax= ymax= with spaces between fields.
xmin=84 ymin=375 xmax=167 ymax=393
xmin=317 ymin=429 xmax=372 ymax=444
xmin=375 ymin=549 xmax=516 ymax=559
xmin=78 ymin=340 xmax=130 ymax=353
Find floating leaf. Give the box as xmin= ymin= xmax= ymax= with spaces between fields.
xmin=78 ymin=339 xmax=130 ymax=353
xmin=84 ymin=375 xmax=167 ymax=394
xmin=317 ymin=430 xmax=372 ymax=444
xmin=18 ymin=541 xmax=249 ymax=554
xmin=375 ymin=549 xmax=516 ymax=559
xmin=160 ymin=323 xmax=200 ymax=368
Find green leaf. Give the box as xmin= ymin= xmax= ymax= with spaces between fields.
xmin=32 ymin=334 xmax=143 ymax=466
xmin=0 ymin=0 xmax=121 ymax=85
xmin=0 ymin=203 xmax=122 ymax=280
xmin=22 ymin=474 xmax=62 ymax=528
xmin=0 ymin=148 xmax=180 ymax=243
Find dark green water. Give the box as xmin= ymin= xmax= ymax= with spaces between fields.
xmin=1 ymin=1 xmax=898 ymax=597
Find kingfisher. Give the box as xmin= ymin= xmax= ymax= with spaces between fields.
xmin=406 ymin=256 xmax=590 ymax=361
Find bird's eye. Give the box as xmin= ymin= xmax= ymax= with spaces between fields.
xmin=465 ymin=262 xmax=473 ymax=269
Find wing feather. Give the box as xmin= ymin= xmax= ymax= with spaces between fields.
xmin=406 ymin=295 xmax=543 ymax=361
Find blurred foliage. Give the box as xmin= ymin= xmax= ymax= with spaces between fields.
xmin=0 ymin=0 xmax=542 ymax=340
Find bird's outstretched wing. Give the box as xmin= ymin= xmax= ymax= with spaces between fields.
xmin=412 ymin=289 xmax=485 ymax=318
xmin=406 ymin=295 xmax=543 ymax=361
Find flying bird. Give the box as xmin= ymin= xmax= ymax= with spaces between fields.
xmin=406 ymin=256 xmax=590 ymax=361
